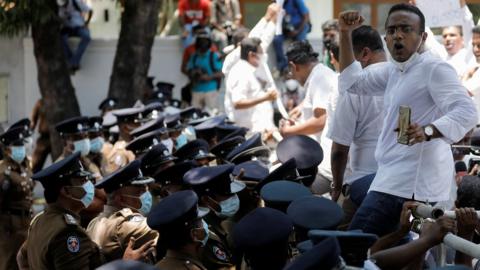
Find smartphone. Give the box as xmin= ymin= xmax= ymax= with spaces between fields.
xmin=397 ymin=105 xmax=411 ymax=145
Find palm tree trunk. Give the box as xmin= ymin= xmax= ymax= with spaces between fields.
xmin=108 ymin=0 xmax=162 ymax=107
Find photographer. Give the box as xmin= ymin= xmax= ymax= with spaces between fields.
xmin=186 ymin=32 xmax=223 ymax=111
xmin=273 ymin=0 xmax=310 ymax=74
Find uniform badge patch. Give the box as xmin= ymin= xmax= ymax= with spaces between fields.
xmin=213 ymin=245 xmax=227 ymax=261
xmin=67 ymin=236 xmax=80 ymax=253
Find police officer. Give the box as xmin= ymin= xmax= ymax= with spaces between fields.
xmin=23 ymin=153 xmax=152 ymax=269
xmin=0 ymin=127 xmax=34 ymax=270
xmin=184 ymin=165 xmax=245 ymax=269
xmin=104 ymin=107 xmax=143 ymax=174
xmin=25 ymin=153 xmax=104 ymax=269
xmin=55 ymin=116 xmax=106 ymax=227
xmin=98 ymin=97 xmax=118 ymax=117
xmin=87 ymin=160 xmax=158 ymax=262
xmin=147 ymin=190 xmax=209 ymax=270
xmin=174 ymin=139 xmax=216 ymax=166
xmin=55 ymin=116 xmax=101 ymax=178
xmin=86 ymin=116 xmax=110 ymax=176
xmin=233 ymin=207 xmax=294 ymax=270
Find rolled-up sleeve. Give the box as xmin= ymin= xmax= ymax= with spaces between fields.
xmin=429 ymin=62 xmax=478 ymax=143
xmin=339 ymin=61 xmax=389 ymax=96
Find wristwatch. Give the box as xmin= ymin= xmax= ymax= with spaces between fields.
xmin=424 ymin=125 xmax=434 ymax=141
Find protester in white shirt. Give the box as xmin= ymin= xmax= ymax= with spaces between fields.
xmin=339 ymin=5 xmax=477 ymax=237
xmin=463 ymin=26 xmax=480 ymax=119
xmin=223 ymin=4 xmax=278 ymax=121
xmin=328 ymin=26 xmax=387 ymax=231
xmin=278 ymin=41 xmax=338 ymax=195
xmin=226 ymin=38 xmax=278 ymax=133
xmin=422 ymin=0 xmax=475 ymax=76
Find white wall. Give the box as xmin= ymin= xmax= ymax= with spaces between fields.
xmin=305 ymin=0 xmax=334 ymax=39
xmin=22 ymin=37 xmax=190 ymax=120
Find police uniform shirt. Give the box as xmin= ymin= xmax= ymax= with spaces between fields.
xmin=104 ymin=140 xmax=135 ymax=175
xmin=86 ymin=205 xmax=159 ymax=262
xmin=157 ymin=250 xmax=207 ymax=270
xmin=26 ymin=204 xmax=104 ymax=270
xmin=0 ymin=158 xmax=33 ymax=270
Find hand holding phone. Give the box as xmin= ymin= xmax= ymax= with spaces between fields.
xmin=397 ymin=105 xmax=411 ymax=145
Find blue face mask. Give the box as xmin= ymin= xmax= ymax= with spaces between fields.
xmin=194 ymin=219 xmax=210 ymax=247
xmin=89 ymin=137 xmax=104 ymax=154
xmin=215 ymin=194 xmax=240 ymax=218
xmin=71 ymin=181 xmax=95 ymax=208
xmin=162 ymin=139 xmax=174 ymax=154
xmin=176 ymin=134 xmax=188 ymax=149
xmin=139 ymin=191 xmax=153 ymax=215
xmin=73 ymin=138 xmax=90 ymax=156
xmin=10 ymin=145 xmax=26 ymax=164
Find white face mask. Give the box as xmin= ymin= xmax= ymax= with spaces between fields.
xmin=391 ymin=52 xmax=419 ymax=72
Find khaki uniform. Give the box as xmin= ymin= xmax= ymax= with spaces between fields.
xmin=104 ymin=140 xmax=135 ymax=175
xmin=156 ymin=250 xmax=207 ymax=270
xmin=26 ymin=204 xmax=104 ymax=270
xmin=203 ymin=214 xmax=237 ymax=270
xmin=0 ymin=159 xmax=33 ymax=270
xmin=86 ymin=206 xmax=158 ymax=262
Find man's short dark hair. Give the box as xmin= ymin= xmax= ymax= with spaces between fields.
xmin=286 ymin=40 xmax=319 ymax=65
xmin=457 ymin=175 xmax=480 ymax=209
xmin=352 ymin=25 xmax=384 ymax=55
xmin=322 ymin=19 xmax=339 ymax=33
xmin=386 ymin=3 xmax=425 ymax=32
xmin=240 ymin=37 xmax=261 ymax=60
xmin=473 ymin=26 xmax=480 ymax=35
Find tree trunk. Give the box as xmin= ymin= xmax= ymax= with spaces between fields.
xmin=31 ymin=16 xmax=81 ymax=160
xmin=108 ymin=0 xmax=162 ymax=107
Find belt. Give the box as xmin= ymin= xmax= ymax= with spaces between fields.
xmin=1 ymin=209 xmax=32 ymax=216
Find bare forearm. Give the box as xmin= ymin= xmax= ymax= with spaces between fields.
xmin=282 ymin=114 xmax=326 ymax=136
xmin=331 ymin=143 xmax=349 ymax=190
xmin=370 ymin=229 xmax=409 ymax=254
xmin=370 ymin=238 xmax=431 ymax=270
xmin=234 ymin=96 xmax=268 ymax=109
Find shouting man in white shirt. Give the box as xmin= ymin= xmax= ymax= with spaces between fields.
xmin=339 ymin=4 xmax=478 ymax=237
xmin=328 ymin=25 xmax=387 ymax=228
xmin=226 ymin=37 xmax=278 ymax=133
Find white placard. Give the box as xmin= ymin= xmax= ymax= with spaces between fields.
xmin=416 ymin=0 xmax=463 ymax=27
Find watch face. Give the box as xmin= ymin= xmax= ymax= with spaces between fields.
xmin=425 ymin=126 xmax=434 ymax=136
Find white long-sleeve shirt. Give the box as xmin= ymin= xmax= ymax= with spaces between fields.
xmin=328 ymin=63 xmax=387 ymax=185
xmin=340 ymin=51 xmax=478 ymax=202
xmin=226 ymin=60 xmax=275 ymax=132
